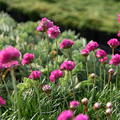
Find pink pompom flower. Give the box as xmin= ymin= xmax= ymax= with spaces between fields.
xmin=96 ymin=49 xmax=107 ymax=58
xmin=60 ymin=39 xmax=74 ymax=49
xmin=107 ymin=38 xmax=120 ymax=48
xmin=22 ymin=53 xmax=35 ymax=65
xmin=117 ymin=31 xmax=120 ymax=37
xmin=49 ymin=69 xmax=63 ymax=82
xmin=99 ymin=56 xmax=108 ymax=63
xmin=109 ymin=54 xmax=120 ymax=66
xmin=0 ymin=46 xmax=21 ymax=68
xmin=0 ymin=96 xmax=6 ymax=106
xmin=118 ymin=14 xmax=120 ymax=23
xmin=80 ymin=49 xmax=89 ymax=57
xmin=70 ymin=100 xmax=80 ymax=109
xmin=57 ymin=110 xmax=74 ymax=120
xmin=42 ymin=84 xmax=51 ymax=93
xmin=36 ymin=17 xmax=53 ymax=32
xmin=74 ymin=114 xmax=89 ymax=120
xmin=29 ymin=70 xmax=42 ymax=80
xmin=86 ymin=41 xmax=99 ymax=51
xmin=47 ymin=26 xmax=60 ymax=39
xmin=60 ymin=61 xmax=76 ymax=71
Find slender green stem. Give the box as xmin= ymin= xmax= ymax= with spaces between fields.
xmin=85 ymin=57 xmax=88 ymax=78
xmin=100 ymin=63 xmax=102 ymax=80
xmin=10 ymin=68 xmax=21 ymax=120
xmin=55 ymin=40 xmax=58 ymax=68
xmin=112 ymin=48 xmax=114 ymax=55
xmin=93 ymin=51 xmax=96 ymax=73
xmin=110 ymin=81 xmax=112 ymax=101
xmin=103 ymin=65 xmax=106 ymax=88
xmin=116 ymin=66 xmax=118 ymax=89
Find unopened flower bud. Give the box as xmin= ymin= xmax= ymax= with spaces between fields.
xmin=106 ymin=102 xmax=112 ymax=109
xmin=81 ymin=98 xmax=88 ymax=105
xmin=108 ymin=69 xmax=114 ymax=74
xmin=89 ymin=73 xmax=96 ymax=79
xmin=106 ymin=108 xmax=112 ymax=116
xmin=93 ymin=102 xmax=101 ymax=110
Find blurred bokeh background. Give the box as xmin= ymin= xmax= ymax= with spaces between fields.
xmin=0 ymin=0 xmax=120 ymax=43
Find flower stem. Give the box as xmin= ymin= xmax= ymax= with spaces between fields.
xmin=10 ymin=68 xmax=21 ymax=120
xmin=85 ymin=57 xmax=88 ymax=78
xmin=112 ymin=48 xmax=114 ymax=55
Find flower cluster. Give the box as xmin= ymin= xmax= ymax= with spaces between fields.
xmin=60 ymin=39 xmax=74 ymax=49
xmin=36 ymin=17 xmax=53 ymax=32
xmin=86 ymin=41 xmax=99 ymax=51
xmin=96 ymin=49 xmax=108 ymax=63
xmin=0 ymin=46 xmax=21 ymax=68
xmin=60 ymin=61 xmax=76 ymax=71
xmin=109 ymin=54 xmax=120 ymax=66
xmin=0 ymin=96 xmax=6 ymax=106
xmin=107 ymin=38 xmax=120 ymax=48
xmin=37 ymin=17 xmax=60 ymax=39
xmin=49 ymin=69 xmax=63 ymax=82
xmin=22 ymin=53 xmax=35 ymax=65
xmin=29 ymin=70 xmax=42 ymax=80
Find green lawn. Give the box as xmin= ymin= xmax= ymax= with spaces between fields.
xmin=0 ymin=0 xmax=120 ymax=33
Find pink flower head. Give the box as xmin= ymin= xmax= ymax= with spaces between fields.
xmin=70 ymin=100 xmax=80 ymax=108
xmin=99 ymin=56 xmax=108 ymax=63
xmin=0 ymin=96 xmax=6 ymax=106
xmin=36 ymin=17 xmax=53 ymax=32
xmin=60 ymin=39 xmax=74 ymax=49
xmin=109 ymin=54 xmax=120 ymax=66
xmin=117 ymin=31 xmax=120 ymax=37
xmin=22 ymin=53 xmax=35 ymax=65
xmin=0 ymin=46 xmax=21 ymax=68
xmin=49 ymin=69 xmax=63 ymax=82
xmin=47 ymin=26 xmax=60 ymax=39
xmin=118 ymin=14 xmax=120 ymax=23
xmin=60 ymin=61 xmax=76 ymax=71
xmin=42 ymin=84 xmax=51 ymax=92
xmin=96 ymin=49 xmax=107 ymax=58
xmin=86 ymin=41 xmax=99 ymax=51
xmin=107 ymin=38 xmax=120 ymax=48
xmin=74 ymin=114 xmax=89 ymax=120
xmin=80 ymin=49 xmax=89 ymax=56
xmin=57 ymin=110 xmax=74 ymax=120
xmin=29 ymin=70 xmax=42 ymax=80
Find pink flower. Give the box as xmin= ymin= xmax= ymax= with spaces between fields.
xmin=57 ymin=110 xmax=74 ymax=120
xmin=29 ymin=70 xmax=42 ymax=80
xmin=49 ymin=70 xmax=63 ymax=82
xmin=60 ymin=61 xmax=76 ymax=71
xmin=47 ymin=26 xmax=60 ymax=39
xmin=42 ymin=84 xmax=51 ymax=92
xmin=107 ymin=38 xmax=120 ymax=48
xmin=60 ymin=39 xmax=74 ymax=49
xmin=99 ymin=56 xmax=108 ymax=63
xmin=0 ymin=96 xmax=6 ymax=106
xmin=117 ymin=31 xmax=120 ymax=37
xmin=22 ymin=53 xmax=35 ymax=65
xmin=74 ymin=114 xmax=89 ymax=120
xmin=118 ymin=14 xmax=120 ymax=23
xmin=36 ymin=17 xmax=53 ymax=32
xmin=80 ymin=49 xmax=89 ymax=56
xmin=0 ymin=46 xmax=21 ymax=68
xmin=109 ymin=54 xmax=120 ymax=66
xmin=70 ymin=100 xmax=80 ymax=108
xmin=86 ymin=41 xmax=99 ymax=51
xmin=96 ymin=49 xmax=107 ymax=58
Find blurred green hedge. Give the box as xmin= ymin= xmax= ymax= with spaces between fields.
xmin=0 ymin=0 xmax=120 ymax=33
